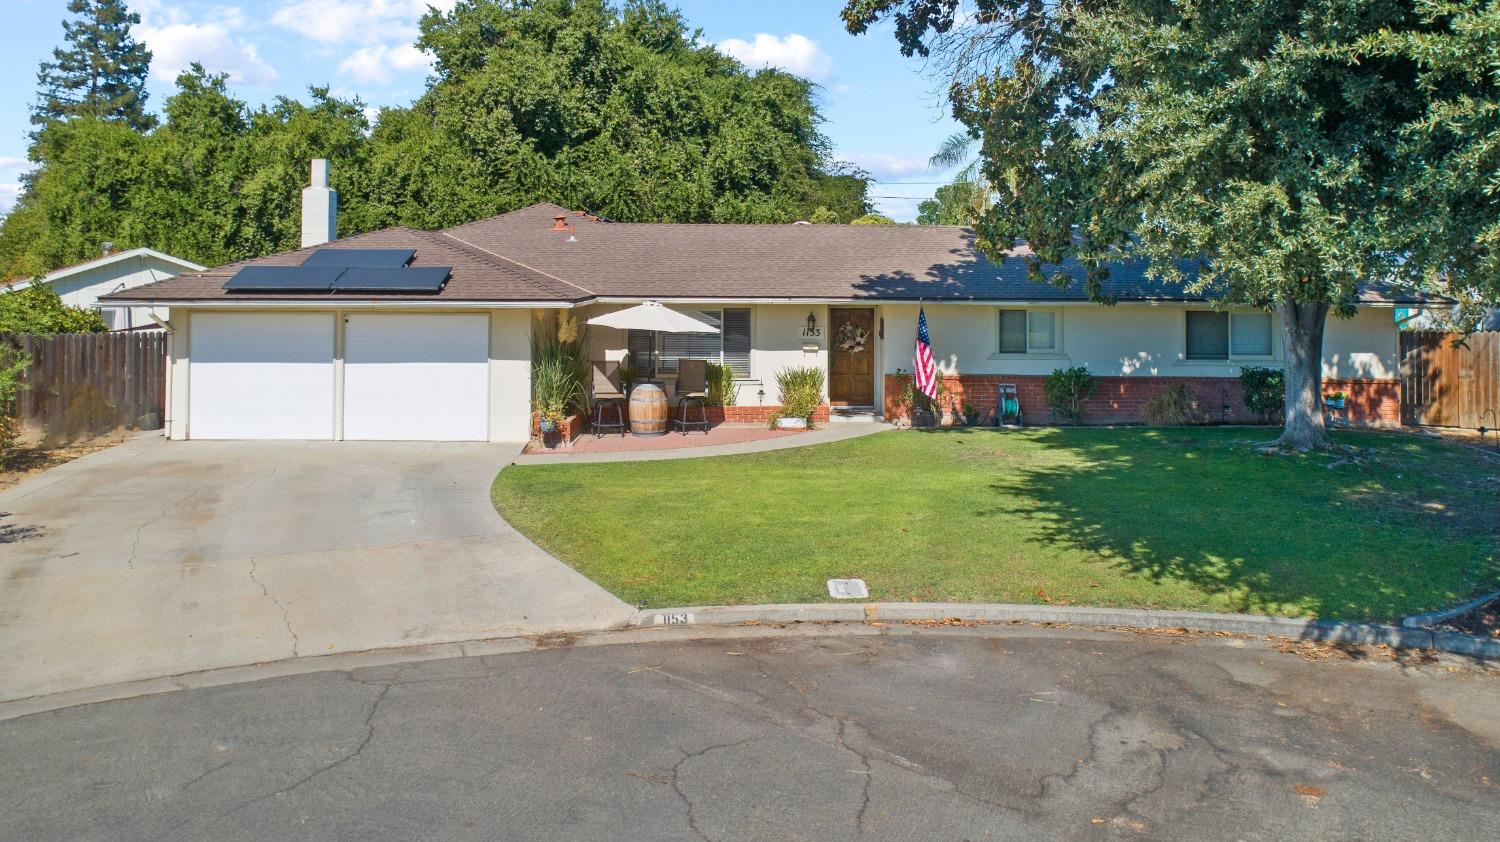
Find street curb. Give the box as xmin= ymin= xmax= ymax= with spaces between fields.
xmin=1401 ymin=589 xmax=1500 ymax=630
xmin=633 ymin=602 xmax=1500 ymax=658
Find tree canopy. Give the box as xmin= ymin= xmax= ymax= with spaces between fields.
xmin=2 ymin=0 xmax=871 ymax=279
xmin=32 ymin=0 xmax=154 ymax=133
xmin=845 ymin=0 xmax=1500 ymax=448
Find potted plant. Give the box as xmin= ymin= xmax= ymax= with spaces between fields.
xmin=1324 ymin=391 xmax=1347 ymax=410
xmin=532 ymin=355 xmax=582 ymax=440
xmin=963 ymin=402 xmax=979 ymax=426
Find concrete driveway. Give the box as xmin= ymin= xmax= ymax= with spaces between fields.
xmin=0 ymin=435 xmax=634 ymax=702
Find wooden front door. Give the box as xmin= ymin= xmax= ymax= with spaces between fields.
xmin=828 ymin=308 xmax=875 ymax=407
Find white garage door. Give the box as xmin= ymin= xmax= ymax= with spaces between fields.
xmin=190 ymin=313 xmax=335 ymax=439
xmin=343 ymin=314 xmax=490 ymax=441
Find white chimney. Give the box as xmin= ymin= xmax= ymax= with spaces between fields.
xmin=301 ymin=158 xmax=338 ymax=248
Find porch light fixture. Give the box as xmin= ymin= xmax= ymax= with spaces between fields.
xmin=806 ymin=312 xmax=817 ymax=334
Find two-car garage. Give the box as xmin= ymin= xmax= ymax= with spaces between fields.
xmin=184 ymin=311 xmax=521 ymax=441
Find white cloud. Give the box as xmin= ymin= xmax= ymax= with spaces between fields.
xmin=717 ymin=33 xmax=832 ymax=79
xmin=844 ymin=152 xmax=934 ymax=179
xmin=0 ymin=183 xmax=22 ymax=215
xmin=136 ymin=4 xmax=279 ymax=86
xmin=337 ymin=43 xmax=434 ymax=84
xmin=0 ymin=157 xmax=27 ymax=170
xmin=272 ymin=0 xmax=457 ymax=45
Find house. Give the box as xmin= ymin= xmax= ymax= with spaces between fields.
xmin=5 ymin=246 xmax=205 ymax=331
xmin=104 ymin=159 xmax=1444 ymax=442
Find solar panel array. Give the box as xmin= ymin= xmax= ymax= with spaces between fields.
xmin=223 ymin=248 xmax=450 ymax=295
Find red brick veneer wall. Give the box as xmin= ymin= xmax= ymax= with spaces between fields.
xmin=884 ymin=374 xmax=1400 ymax=427
xmin=665 ymin=404 xmax=830 ymax=425
xmin=577 ymin=403 xmax=832 ymax=430
xmin=531 ymin=411 xmax=586 ymax=442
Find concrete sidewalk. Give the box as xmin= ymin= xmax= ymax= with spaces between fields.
xmin=0 ymin=435 xmax=634 ymax=702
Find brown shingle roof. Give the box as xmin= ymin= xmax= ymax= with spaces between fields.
xmin=103 ymin=225 xmax=587 ymax=304
xmin=105 ymin=202 xmax=1450 ymax=306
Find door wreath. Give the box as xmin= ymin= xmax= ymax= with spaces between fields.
xmin=836 ymin=322 xmax=869 ymax=353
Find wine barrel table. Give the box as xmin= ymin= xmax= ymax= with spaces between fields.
xmin=629 ymin=383 xmax=668 ymax=436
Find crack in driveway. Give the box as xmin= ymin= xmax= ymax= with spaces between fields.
xmin=248 ymin=557 xmax=299 ymax=658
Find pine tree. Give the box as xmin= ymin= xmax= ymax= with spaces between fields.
xmin=32 ymin=0 xmax=155 ymax=132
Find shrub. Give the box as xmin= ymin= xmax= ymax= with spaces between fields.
xmin=531 ymin=357 xmax=581 ymax=424
xmin=771 ymin=366 xmax=824 ymax=427
xmin=0 ymin=346 xmax=28 ymax=451
xmin=530 ymin=311 xmax=587 ymax=422
xmin=1240 ymin=366 xmax=1285 ymax=423
xmin=1044 ymin=366 xmax=1096 ymax=424
xmin=706 ymin=362 xmax=737 ymax=407
xmin=1142 ymin=383 xmax=1204 ymax=426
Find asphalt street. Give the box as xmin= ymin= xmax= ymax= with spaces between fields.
xmin=2 ymin=628 xmax=1496 ymax=841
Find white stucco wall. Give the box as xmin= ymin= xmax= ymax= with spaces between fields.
xmin=489 ymin=309 xmax=533 ymax=441
xmin=878 ymin=302 xmax=1400 ymax=381
xmin=582 ymin=302 xmax=829 ymax=405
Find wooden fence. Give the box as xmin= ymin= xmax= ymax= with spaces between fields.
xmin=1400 ymin=331 xmax=1500 ymax=429
xmin=1 ymin=331 xmax=167 ymax=440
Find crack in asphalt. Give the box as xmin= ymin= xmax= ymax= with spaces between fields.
xmin=834 ymin=716 xmax=874 ymax=834
xmin=178 ymin=757 xmax=232 ymax=792
xmin=666 ymin=739 xmax=754 ymax=842
xmin=248 ymin=557 xmax=299 ymax=658
xmin=170 ymin=682 xmax=392 ymax=837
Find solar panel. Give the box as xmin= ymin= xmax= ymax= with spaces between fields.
xmin=223 ymin=265 xmax=343 ymax=292
xmin=332 ymin=266 xmax=451 ymax=294
xmin=301 ymin=248 xmax=416 ymax=268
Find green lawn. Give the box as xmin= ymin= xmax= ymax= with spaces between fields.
xmin=492 ymin=428 xmax=1499 ymax=621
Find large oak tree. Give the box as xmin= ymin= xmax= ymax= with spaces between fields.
xmin=845 ymin=0 xmax=1500 ymax=448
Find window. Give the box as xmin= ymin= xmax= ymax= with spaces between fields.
xmin=1186 ymin=311 xmax=1273 ymax=360
xmin=998 ymin=309 xmax=1059 ymax=354
xmin=628 ymin=307 xmax=752 ymax=378
xmin=1230 ymin=313 xmax=1273 ymax=357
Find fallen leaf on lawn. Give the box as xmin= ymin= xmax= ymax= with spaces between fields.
xmin=1293 ymin=784 xmax=1324 ymax=799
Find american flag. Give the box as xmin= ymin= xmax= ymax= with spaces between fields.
xmin=914 ymin=306 xmax=938 ymax=400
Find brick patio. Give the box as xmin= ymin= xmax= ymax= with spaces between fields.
xmin=525 ymin=423 xmax=807 ymax=454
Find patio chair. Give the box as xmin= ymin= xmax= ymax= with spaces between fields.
xmin=591 ymin=362 xmax=627 ymax=437
xmin=673 ymin=359 xmax=711 ymax=434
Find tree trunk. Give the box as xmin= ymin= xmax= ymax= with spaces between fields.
xmin=1275 ymin=301 xmax=1330 ymax=450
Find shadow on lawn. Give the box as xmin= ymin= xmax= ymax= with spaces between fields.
xmin=982 ymin=427 xmax=1490 ymax=621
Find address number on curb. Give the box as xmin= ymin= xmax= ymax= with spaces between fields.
xmin=657 ymin=612 xmax=694 ymax=626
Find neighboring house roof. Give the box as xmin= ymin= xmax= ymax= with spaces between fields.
xmin=103 ymin=203 xmax=1451 ymax=307
xmin=5 ymin=247 xmax=206 ymax=292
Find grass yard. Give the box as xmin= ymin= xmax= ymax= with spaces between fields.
xmin=491 ymin=428 xmax=1499 ymax=621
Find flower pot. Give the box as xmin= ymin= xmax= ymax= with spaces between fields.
xmin=776 ymin=417 xmax=808 ymax=430
xmin=539 ymin=419 xmax=557 ymax=433
xmin=1325 ymin=398 xmax=1346 ymax=410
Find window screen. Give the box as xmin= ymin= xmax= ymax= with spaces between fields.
xmin=658 ymin=310 xmax=722 ymax=373
xmin=998 ymin=310 xmax=1027 ymax=353
xmin=627 ymin=329 xmax=657 ymax=377
xmin=1028 ymin=311 xmax=1057 ymax=351
xmin=721 ymin=308 xmax=751 ymax=378
xmin=1230 ymin=313 xmax=1273 ymax=357
xmin=1185 ymin=311 xmax=1229 ymax=360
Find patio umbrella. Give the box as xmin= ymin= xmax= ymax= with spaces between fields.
xmin=585 ymin=301 xmax=719 ymax=334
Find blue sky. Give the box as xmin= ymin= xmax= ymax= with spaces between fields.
xmin=0 ymin=1 xmax=965 ymax=221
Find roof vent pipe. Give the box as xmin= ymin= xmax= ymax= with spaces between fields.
xmin=551 ymin=214 xmax=569 ymax=231
xmin=301 ymin=158 xmax=338 ymax=248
